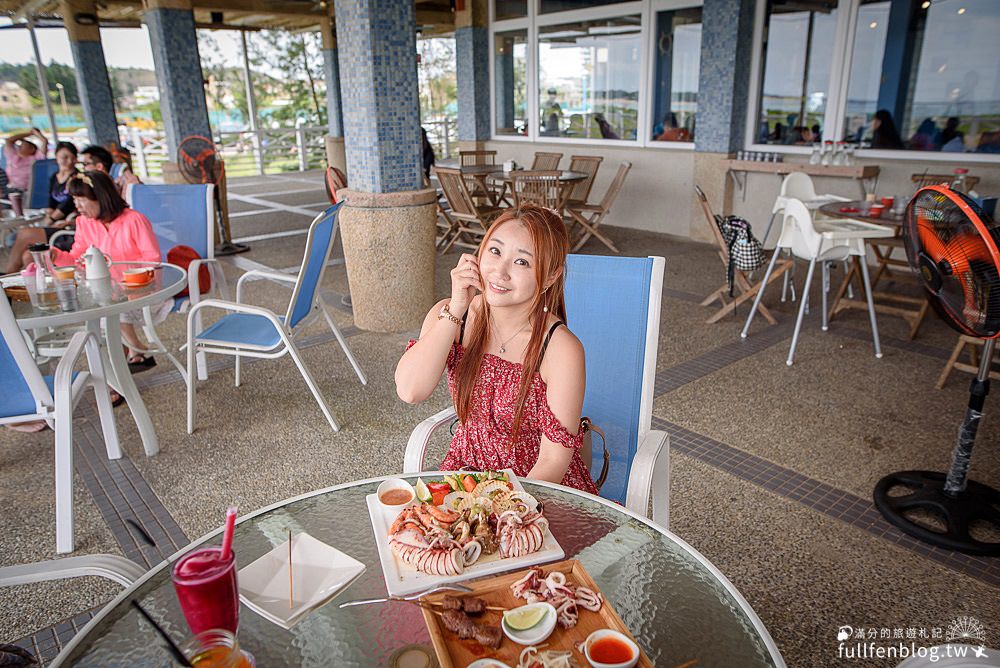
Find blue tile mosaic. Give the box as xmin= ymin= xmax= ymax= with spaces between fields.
xmin=323 ymin=47 xmax=344 ymax=137
xmin=456 ymin=26 xmax=490 ymax=142
xmin=70 ymin=40 xmax=119 ymax=147
xmin=146 ymin=8 xmax=212 ymax=156
xmin=333 ymin=0 xmax=423 ymax=193
xmin=695 ymin=0 xmax=756 ymax=154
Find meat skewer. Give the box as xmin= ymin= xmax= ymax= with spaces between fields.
xmin=434 ymin=594 xmax=504 ymax=614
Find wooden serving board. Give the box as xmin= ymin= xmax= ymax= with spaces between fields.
xmin=420 ymin=559 xmax=651 ymax=668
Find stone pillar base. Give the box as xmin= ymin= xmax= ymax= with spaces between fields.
xmin=692 ymin=152 xmax=735 ymax=243
xmin=339 ymin=188 xmax=438 ymax=332
xmin=325 ymin=136 xmax=347 ymax=174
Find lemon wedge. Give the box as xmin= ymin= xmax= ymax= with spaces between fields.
xmin=414 ymin=478 xmax=431 ymax=503
xmin=503 ymin=605 xmax=547 ymax=631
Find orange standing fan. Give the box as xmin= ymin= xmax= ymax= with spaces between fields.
xmin=177 ymin=135 xmax=249 ymax=256
xmin=874 ymin=185 xmax=1000 ymax=555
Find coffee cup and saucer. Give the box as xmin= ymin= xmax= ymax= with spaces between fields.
xmin=122 ymin=267 xmax=156 ymax=288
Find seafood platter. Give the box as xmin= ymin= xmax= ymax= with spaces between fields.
xmin=419 ymin=559 xmax=651 ymax=668
xmin=366 ymin=471 xmax=564 ymax=597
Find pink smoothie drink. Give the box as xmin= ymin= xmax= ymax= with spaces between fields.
xmin=172 ymin=547 xmax=239 ymax=635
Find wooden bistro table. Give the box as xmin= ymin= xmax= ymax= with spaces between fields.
xmin=459 ymin=164 xmax=505 ymax=207
xmin=488 ymin=169 xmax=589 ymax=211
xmin=817 ymin=200 xmax=929 ymax=339
xmin=53 ymin=475 xmax=785 ymax=667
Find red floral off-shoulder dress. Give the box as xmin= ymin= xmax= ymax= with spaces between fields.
xmin=406 ymin=323 xmax=598 ymax=495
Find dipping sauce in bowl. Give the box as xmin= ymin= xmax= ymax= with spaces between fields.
xmin=584 ymin=629 xmax=640 ymax=668
xmin=380 ymin=488 xmax=414 ymax=506
xmin=376 ymin=478 xmax=415 ymax=509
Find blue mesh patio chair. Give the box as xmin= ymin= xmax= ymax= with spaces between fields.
xmin=403 ymin=254 xmax=670 ymax=527
xmin=0 ymin=294 xmax=121 ymax=553
xmin=26 ymin=158 xmax=58 ymax=210
xmin=126 ymin=183 xmax=230 ymax=380
xmin=185 ymin=202 xmax=366 ymax=434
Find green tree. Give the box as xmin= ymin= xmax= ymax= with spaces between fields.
xmin=247 ymin=30 xmax=326 ymax=127
xmin=16 ymin=61 xmax=79 ymax=104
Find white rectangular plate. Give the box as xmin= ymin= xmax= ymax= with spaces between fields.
xmin=238 ymin=532 xmax=366 ymax=629
xmin=367 ymin=471 xmax=564 ymax=597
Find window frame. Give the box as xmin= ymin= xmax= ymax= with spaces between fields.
xmin=489 ymin=0 xmax=702 ymax=150
xmin=744 ymin=0 xmax=1000 ymax=163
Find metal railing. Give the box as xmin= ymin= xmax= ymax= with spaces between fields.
xmin=121 ymin=118 xmax=457 ymax=180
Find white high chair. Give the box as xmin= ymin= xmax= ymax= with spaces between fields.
xmin=742 ymin=198 xmax=894 ymax=365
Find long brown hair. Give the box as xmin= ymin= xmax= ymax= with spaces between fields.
xmin=453 ymin=204 xmax=570 ymax=442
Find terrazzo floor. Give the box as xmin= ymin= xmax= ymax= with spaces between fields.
xmin=1 ymin=170 xmax=997 ymax=667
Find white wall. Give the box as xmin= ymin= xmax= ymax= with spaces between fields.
xmin=485 ymin=140 xmax=696 ymax=238
xmin=486 ymin=139 xmax=1000 ymax=248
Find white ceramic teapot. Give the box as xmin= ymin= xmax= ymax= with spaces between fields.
xmin=82 ymin=245 xmax=111 ymax=281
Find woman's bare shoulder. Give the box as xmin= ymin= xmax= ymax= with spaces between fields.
xmin=540 ymin=320 xmax=584 ymax=374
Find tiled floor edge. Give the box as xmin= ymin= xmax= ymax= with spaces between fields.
xmin=652 ymin=416 xmax=1000 ymax=588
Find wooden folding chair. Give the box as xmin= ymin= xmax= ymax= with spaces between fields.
xmin=694 ymin=185 xmax=792 ymax=325
xmin=459 ymin=150 xmax=499 ymax=203
xmin=511 ymin=170 xmax=563 ymax=210
xmin=564 ymin=155 xmax=603 ymax=206
xmin=936 ymin=334 xmax=1000 ymax=389
xmin=434 ymin=166 xmax=502 ymax=253
xmin=531 ymin=152 xmax=563 ymax=170
xmin=565 ymin=161 xmax=630 ymax=253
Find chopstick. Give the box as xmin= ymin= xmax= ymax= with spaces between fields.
xmin=672 ymin=660 xmax=698 ymax=668
xmin=288 ymin=529 xmax=293 ymax=609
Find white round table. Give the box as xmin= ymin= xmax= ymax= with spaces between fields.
xmin=12 ymin=262 xmax=186 ymax=456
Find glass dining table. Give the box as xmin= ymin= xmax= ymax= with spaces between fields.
xmin=54 ymin=475 xmax=785 ymax=667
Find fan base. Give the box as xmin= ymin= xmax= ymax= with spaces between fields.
xmin=215 ymin=242 xmax=250 ymax=256
xmin=874 ymin=470 xmax=1000 ymax=556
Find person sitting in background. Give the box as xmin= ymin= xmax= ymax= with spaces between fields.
xmin=593 ymin=114 xmax=620 ymax=140
xmin=81 ymin=144 xmax=141 ymax=196
xmin=4 ymin=141 xmax=79 ymax=273
xmin=108 ymin=144 xmax=143 ymax=188
xmin=49 ymin=171 xmax=165 ymax=372
xmin=655 ymin=113 xmax=691 ymax=142
xmin=870 ymin=110 xmax=904 ymax=149
xmin=976 ymin=130 xmax=1000 ymax=154
xmin=2 ymin=128 xmax=47 ymax=193
xmin=909 ymin=118 xmax=939 ymax=151
xmin=939 ymin=117 xmax=965 ymax=152
xmin=790 ymin=126 xmax=815 ymax=145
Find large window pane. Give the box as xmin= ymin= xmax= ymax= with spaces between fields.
xmin=540 ymin=0 xmax=632 ymax=14
xmin=755 ymin=0 xmax=838 ymax=145
xmin=651 ymin=7 xmax=701 ymax=142
xmin=495 ymin=0 xmax=527 ymax=21
xmin=538 ymin=16 xmax=641 ymax=140
xmin=844 ymin=0 xmax=1000 ymax=153
xmin=494 ymin=30 xmax=528 ymax=136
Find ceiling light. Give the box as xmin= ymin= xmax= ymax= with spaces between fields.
xmin=921 ymin=1 xmax=930 ymax=7
xmin=938 ymin=64 xmax=947 ymax=73
xmin=869 ymin=21 xmax=878 ymax=28
xmin=957 ymin=7 xmax=966 ymax=14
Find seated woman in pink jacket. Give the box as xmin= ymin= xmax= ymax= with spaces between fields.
xmin=51 ymin=171 xmax=165 ymax=372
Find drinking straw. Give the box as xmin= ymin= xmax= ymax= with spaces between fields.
xmin=126 ymin=518 xmax=155 ymax=547
xmin=288 ymin=529 xmax=293 ymax=609
xmin=131 ymin=600 xmax=193 ymax=667
xmin=220 ymin=506 xmax=237 ymax=560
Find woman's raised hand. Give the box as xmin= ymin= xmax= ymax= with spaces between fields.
xmin=449 ymin=253 xmax=481 ymax=318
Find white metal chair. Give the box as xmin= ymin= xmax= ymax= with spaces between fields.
xmin=0 ymin=554 xmax=144 ymax=588
xmin=403 ymin=254 xmax=671 ymax=528
xmin=0 ymin=295 xmax=121 ymax=553
xmin=185 ymin=203 xmax=366 ymax=434
xmin=741 ymin=198 xmax=894 ymax=365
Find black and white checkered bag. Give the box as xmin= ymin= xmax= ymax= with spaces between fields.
xmin=715 ymin=215 xmax=766 ymax=295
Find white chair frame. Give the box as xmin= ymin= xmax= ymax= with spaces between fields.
xmin=185 ymin=211 xmax=366 ymax=435
xmin=402 ymin=256 xmax=671 ymax=528
xmin=1 ymin=302 xmax=122 ymax=553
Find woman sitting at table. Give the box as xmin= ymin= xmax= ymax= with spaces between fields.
xmin=395 ymin=203 xmax=597 ymax=494
xmin=49 ymin=171 xmax=165 ymax=372
xmin=4 ymin=141 xmax=79 ymax=274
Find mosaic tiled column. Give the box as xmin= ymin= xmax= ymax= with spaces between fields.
xmin=333 ymin=0 xmax=436 ymax=332
xmin=321 ymin=17 xmax=347 ymax=173
xmin=693 ymin=0 xmax=756 ymax=233
xmin=145 ymin=0 xmax=211 ymax=157
xmin=455 ymin=0 xmax=490 ymax=151
xmin=63 ymin=0 xmax=118 ymax=146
